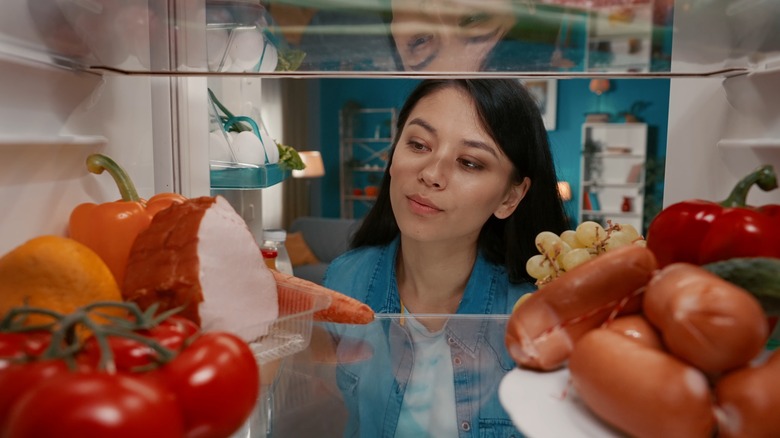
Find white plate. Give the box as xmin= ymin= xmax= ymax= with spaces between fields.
xmin=498 ymin=367 xmax=627 ymax=438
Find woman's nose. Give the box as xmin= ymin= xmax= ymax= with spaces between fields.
xmin=418 ymin=157 xmax=447 ymax=189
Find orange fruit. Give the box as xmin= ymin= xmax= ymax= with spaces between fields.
xmin=0 ymin=235 xmax=125 ymax=327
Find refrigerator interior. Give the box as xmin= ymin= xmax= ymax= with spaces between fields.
xmin=1 ymin=0 xmax=779 ymax=436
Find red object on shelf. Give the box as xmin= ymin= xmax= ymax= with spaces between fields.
xmin=364 ymin=186 xmax=379 ymax=197
xmin=621 ymin=196 xmax=633 ymax=212
xmin=583 ymin=189 xmax=592 ymax=210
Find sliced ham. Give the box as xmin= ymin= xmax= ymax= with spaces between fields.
xmin=123 ymin=196 xmax=278 ymax=341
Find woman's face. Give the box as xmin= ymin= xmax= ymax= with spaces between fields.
xmin=389 ymin=87 xmax=529 ymax=244
xmin=390 ymin=0 xmax=516 ymax=71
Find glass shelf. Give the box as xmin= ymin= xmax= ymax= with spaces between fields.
xmin=4 ymin=0 xmax=778 ymax=79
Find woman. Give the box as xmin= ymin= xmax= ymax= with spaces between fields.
xmin=323 ymin=79 xmax=569 ymax=437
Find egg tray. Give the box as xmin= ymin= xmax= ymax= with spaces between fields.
xmin=209 ymin=162 xmax=290 ymax=189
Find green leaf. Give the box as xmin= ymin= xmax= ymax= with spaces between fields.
xmin=276 ymin=49 xmax=307 ymax=72
xmin=277 ymin=143 xmax=306 ymax=171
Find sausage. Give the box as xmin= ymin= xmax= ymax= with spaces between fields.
xmin=505 ymin=245 xmax=657 ymax=371
xmin=605 ymin=314 xmax=663 ymax=350
xmin=569 ymin=328 xmax=716 ymax=438
xmin=714 ymin=350 xmax=780 ymax=438
xmin=643 ymin=263 xmax=768 ymax=375
xmin=123 ymin=196 xmax=279 ymax=341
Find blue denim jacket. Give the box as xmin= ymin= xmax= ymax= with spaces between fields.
xmin=323 ymin=238 xmax=534 ymax=438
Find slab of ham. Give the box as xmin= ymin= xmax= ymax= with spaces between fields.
xmin=123 ymin=196 xmax=278 ymax=342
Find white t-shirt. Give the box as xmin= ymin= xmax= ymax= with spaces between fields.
xmin=395 ymin=312 xmax=458 ymax=438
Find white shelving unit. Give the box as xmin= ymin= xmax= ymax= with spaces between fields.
xmin=583 ymin=2 xmax=654 ymax=73
xmin=579 ymin=122 xmax=648 ymax=232
xmin=339 ymin=107 xmax=397 ymax=219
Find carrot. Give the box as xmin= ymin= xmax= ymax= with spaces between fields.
xmin=272 ymin=270 xmax=374 ymax=324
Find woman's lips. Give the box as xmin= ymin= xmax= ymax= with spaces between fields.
xmin=407 ymin=194 xmax=442 ymax=215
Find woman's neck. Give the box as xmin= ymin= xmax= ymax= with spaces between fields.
xmin=395 ymin=237 xmax=477 ymax=315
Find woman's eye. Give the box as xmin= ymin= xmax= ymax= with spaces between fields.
xmin=407 ymin=140 xmax=428 ymax=152
xmin=458 ymin=158 xmax=484 ymax=170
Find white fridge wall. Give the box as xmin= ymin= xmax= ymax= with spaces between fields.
xmin=0 ymin=71 xmax=156 ymax=255
xmin=665 ymin=1 xmax=780 ymax=207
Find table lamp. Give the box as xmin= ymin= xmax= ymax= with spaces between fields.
xmin=292 ymin=151 xmax=325 ymax=178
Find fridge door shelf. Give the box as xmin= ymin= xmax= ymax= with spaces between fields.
xmin=209 ymin=161 xmax=290 ymax=189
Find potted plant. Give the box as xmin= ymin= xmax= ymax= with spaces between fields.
xmin=620 ymin=101 xmax=651 ymax=123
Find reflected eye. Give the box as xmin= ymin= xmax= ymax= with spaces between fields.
xmin=407 ymin=34 xmax=433 ymax=52
xmin=459 ymin=13 xmax=489 ymax=28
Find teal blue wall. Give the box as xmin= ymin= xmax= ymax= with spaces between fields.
xmin=315 ymin=78 xmax=670 ymax=225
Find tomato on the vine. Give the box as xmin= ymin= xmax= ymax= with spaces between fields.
xmin=149 ymin=332 xmax=260 ymax=438
xmin=0 ymin=360 xmax=69 ymax=431
xmin=81 ymin=315 xmax=200 ymax=372
xmin=3 ymin=371 xmax=184 ymax=438
xmin=0 ymin=331 xmax=52 ymax=369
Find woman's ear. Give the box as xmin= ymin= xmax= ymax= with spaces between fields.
xmin=494 ymin=177 xmax=530 ymax=219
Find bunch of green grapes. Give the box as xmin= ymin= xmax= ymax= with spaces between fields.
xmin=526 ymin=221 xmax=646 ymax=287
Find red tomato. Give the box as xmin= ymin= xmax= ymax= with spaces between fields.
xmin=151 ymin=332 xmax=260 ymax=438
xmin=0 ymin=331 xmax=52 ymax=369
xmin=81 ymin=315 xmax=200 ymax=372
xmin=3 ymin=371 xmax=184 ymax=438
xmin=0 ymin=360 xmax=69 ymax=431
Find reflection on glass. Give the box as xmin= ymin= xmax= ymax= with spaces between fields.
xmin=28 ymin=0 xmax=780 ymax=76
xmin=389 ymin=0 xmax=517 ymax=71
xmin=265 ymin=316 xmax=520 ymax=437
xmin=261 ymin=0 xmax=674 ymax=74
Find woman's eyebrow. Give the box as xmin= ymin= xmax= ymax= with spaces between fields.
xmin=409 ymin=117 xmax=499 ymax=158
xmin=463 ymin=139 xmax=498 ymax=158
xmin=408 ymin=117 xmax=437 ymax=134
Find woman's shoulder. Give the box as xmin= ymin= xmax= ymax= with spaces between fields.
xmin=323 ymin=245 xmax=389 ymax=299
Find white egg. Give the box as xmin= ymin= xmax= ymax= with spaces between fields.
xmin=228 ymin=28 xmax=264 ymax=72
xmin=231 ymin=131 xmax=265 ymax=165
xmin=258 ymin=127 xmax=279 ymax=164
xmin=207 ymin=29 xmax=230 ymax=71
xmin=209 ymin=130 xmax=234 ymax=162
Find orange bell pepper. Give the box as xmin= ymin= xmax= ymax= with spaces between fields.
xmin=68 ymin=154 xmax=186 ymax=286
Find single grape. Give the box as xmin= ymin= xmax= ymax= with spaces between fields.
xmin=526 ymin=254 xmax=555 ymax=280
xmin=619 ymin=223 xmax=642 ymax=242
xmin=535 ymin=231 xmax=565 ymax=259
xmin=575 ymin=221 xmax=607 ymax=248
xmin=560 ymin=248 xmax=593 ymax=271
xmin=556 ymin=241 xmax=573 ymax=267
xmin=560 ymin=230 xmax=584 ymax=249
xmin=604 ymin=229 xmax=633 ymax=252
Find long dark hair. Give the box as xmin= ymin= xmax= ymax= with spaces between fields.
xmin=350 ymin=79 xmax=569 ymax=283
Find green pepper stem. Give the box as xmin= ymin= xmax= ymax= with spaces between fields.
xmin=85 ymin=154 xmax=140 ymax=202
xmin=720 ymin=165 xmax=778 ymax=207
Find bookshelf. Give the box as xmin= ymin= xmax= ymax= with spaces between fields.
xmin=579 ymin=122 xmax=648 ymax=232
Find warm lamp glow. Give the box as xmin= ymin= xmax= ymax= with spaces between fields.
xmin=557 ymin=181 xmax=572 ymax=202
xmin=292 ymin=151 xmax=325 ymax=178
xmin=589 ymin=79 xmax=611 ymax=96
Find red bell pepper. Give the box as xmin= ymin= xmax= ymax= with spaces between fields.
xmin=646 ymin=165 xmax=780 ymax=267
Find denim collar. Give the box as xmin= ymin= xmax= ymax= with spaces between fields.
xmin=363 ymin=237 xmax=504 ymax=356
